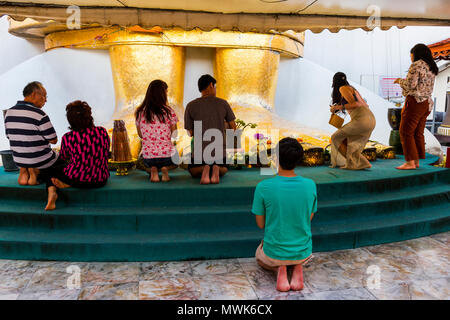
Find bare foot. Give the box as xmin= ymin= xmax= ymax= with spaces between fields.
xmin=161 ymin=167 xmax=170 ymax=182
xmin=290 ymin=264 xmax=304 ymax=291
xmin=150 ymin=166 xmax=160 ymax=182
xmin=276 ymin=266 xmax=290 ymax=292
xmin=396 ymin=162 xmax=416 ymax=170
xmin=210 ymin=165 xmax=220 ymax=184
xmin=200 ymin=165 xmax=210 ymax=184
xmin=27 ymin=168 xmax=39 ymax=185
xmin=18 ymin=168 xmax=29 ymax=185
xmin=45 ymin=187 xmax=58 ymax=211
xmin=51 ymin=178 xmax=70 ymax=189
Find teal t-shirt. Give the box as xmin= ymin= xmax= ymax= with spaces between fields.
xmin=252 ymin=175 xmax=317 ymax=261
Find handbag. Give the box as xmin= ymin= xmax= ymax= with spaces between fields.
xmin=329 ymin=113 xmax=344 ymax=129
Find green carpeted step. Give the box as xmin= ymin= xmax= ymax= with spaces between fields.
xmin=0 ymin=154 xmax=448 ymax=261
xmin=0 ymin=159 xmax=447 ymax=208
xmin=0 ymin=182 xmax=448 ymax=232
xmin=312 ymin=205 xmax=450 ymax=252
xmin=0 ymin=229 xmax=264 ymax=261
xmin=0 ymin=169 xmax=447 ymax=208
xmin=0 ymin=204 xmax=447 ymax=261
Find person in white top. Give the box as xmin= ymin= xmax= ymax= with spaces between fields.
xmin=394 ymin=44 xmax=438 ymax=170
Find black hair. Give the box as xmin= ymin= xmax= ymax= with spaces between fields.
xmin=198 ymin=74 xmax=216 ymax=92
xmin=135 ymin=80 xmax=171 ymax=123
xmin=66 ymin=100 xmax=94 ymax=131
xmin=276 ymin=137 xmax=304 ymax=170
xmin=410 ymin=43 xmax=439 ymax=75
xmin=331 ymin=72 xmax=350 ymax=105
xmin=23 ymin=81 xmax=43 ymax=97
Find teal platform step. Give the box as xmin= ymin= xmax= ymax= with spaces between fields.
xmin=0 ymin=182 xmax=448 ymax=233
xmin=0 ymin=203 xmax=447 ymax=261
xmin=0 ymin=154 xmax=448 ymax=261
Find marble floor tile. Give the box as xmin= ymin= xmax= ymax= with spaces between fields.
xmin=79 ymin=282 xmax=139 ymax=300
xmin=25 ymin=266 xmax=73 ymax=292
xmin=0 ymin=293 xmax=19 ymax=300
xmin=324 ymin=248 xmax=375 ymax=266
xmin=368 ymin=278 xmax=449 ymax=300
xmin=327 ymin=248 xmax=427 ymax=288
xmin=238 ymin=258 xmax=260 ymax=273
xmin=364 ymin=244 xmax=430 ymax=283
xmin=311 ymin=288 xmax=377 ymax=300
xmin=257 ymin=292 xmax=317 ymax=300
xmin=0 ymin=260 xmax=37 ymax=271
xmin=409 ymin=278 xmax=449 ymax=300
xmin=19 ymin=288 xmax=80 ymax=300
xmin=367 ymin=282 xmax=413 ymax=300
xmin=373 ymin=258 xmax=427 ymax=285
xmin=0 ymin=235 xmax=446 ymax=300
xmin=303 ymin=252 xmax=339 ymax=270
xmin=413 ymin=249 xmax=449 ymax=280
xmin=401 ymin=237 xmax=448 ymax=253
xmin=430 ymin=232 xmax=450 ymax=247
xmin=190 ymin=259 xmax=243 ymax=276
xmin=0 ymin=267 xmax=35 ymax=293
xmin=364 ymin=242 xmax=419 ymax=263
xmin=243 ymin=263 xmax=314 ymax=298
xmin=140 ymin=261 xmax=192 ymax=281
xmin=237 ymin=257 xmax=255 ymax=265
xmin=139 ymin=278 xmax=201 ymax=300
xmin=28 ymin=261 xmax=86 ymax=269
xmin=81 ymin=263 xmax=140 ymax=286
xmin=304 ymin=263 xmax=365 ymax=292
xmin=191 ymin=273 xmax=257 ymax=300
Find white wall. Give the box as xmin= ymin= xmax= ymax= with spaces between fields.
xmin=275 ymin=57 xmax=394 ymax=143
xmin=275 ymin=56 xmax=443 ymax=156
xmin=433 ymin=67 xmax=450 ymax=113
xmin=304 ymin=26 xmax=450 ymax=100
xmin=183 ymin=47 xmax=215 ymax=107
xmin=0 ymin=48 xmax=115 ymax=151
xmin=0 ymin=16 xmax=44 ymax=76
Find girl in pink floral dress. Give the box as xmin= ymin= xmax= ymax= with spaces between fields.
xmin=135 ymin=80 xmax=179 ymax=182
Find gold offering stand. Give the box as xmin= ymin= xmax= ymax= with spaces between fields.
xmin=109 ymin=119 xmax=135 ymax=176
xmin=108 ymin=158 xmax=137 ymax=176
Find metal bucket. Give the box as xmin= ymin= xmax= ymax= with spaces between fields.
xmin=0 ymin=150 xmax=19 ymax=172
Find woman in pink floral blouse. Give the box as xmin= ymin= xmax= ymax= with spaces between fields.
xmin=135 ymin=80 xmax=179 ymax=182
xmin=394 ymin=43 xmax=438 ymax=170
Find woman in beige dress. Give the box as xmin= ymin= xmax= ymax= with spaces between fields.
xmin=329 ymin=72 xmax=376 ymax=170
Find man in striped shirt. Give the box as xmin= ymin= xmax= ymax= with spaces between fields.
xmin=4 ymin=81 xmax=58 ymax=186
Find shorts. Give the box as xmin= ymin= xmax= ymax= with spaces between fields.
xmin=142 ymin=157 xmax=177 ymax=169
xmin=187 ymin=157 xmax=229 ymax=170
xmin=255 ymin=242 xmax=313 ymax=268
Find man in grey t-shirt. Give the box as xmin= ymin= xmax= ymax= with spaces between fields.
xmin=184 ymin=74 xmax=236 ymax=184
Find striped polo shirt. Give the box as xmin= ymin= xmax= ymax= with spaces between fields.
xmin=4 ymin=101 xmax=58 ymax=169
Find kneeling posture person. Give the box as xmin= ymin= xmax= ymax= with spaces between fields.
xmin=252 ymin=138 xmax=317 ymax=292
xmin=4 ymin=81 xmax=57 ymax=186
xmin=41 ymin=100 xmax=110 ymax=210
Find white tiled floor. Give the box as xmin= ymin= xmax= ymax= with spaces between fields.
xmin=0 ymin=232 xmax=448 ymax=300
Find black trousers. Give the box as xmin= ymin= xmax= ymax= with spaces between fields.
xmin=38 ymin=157 xmax=107 ymax=190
